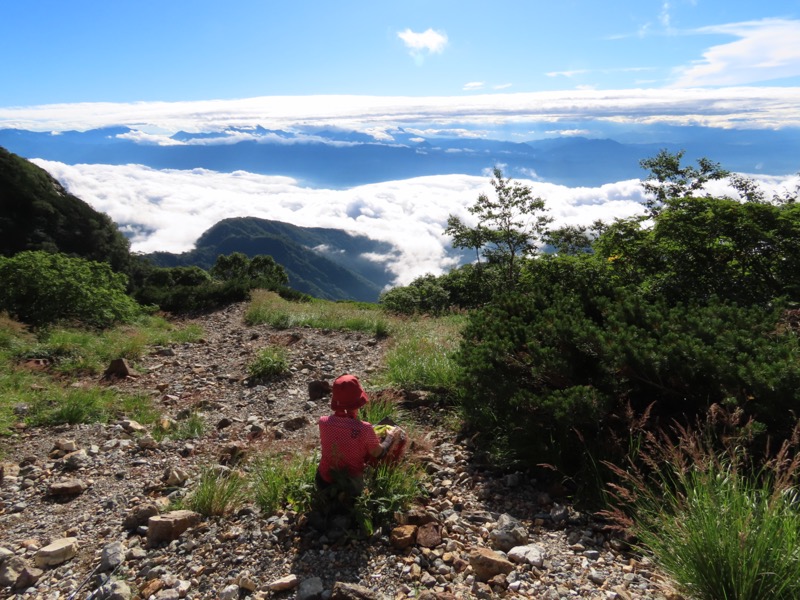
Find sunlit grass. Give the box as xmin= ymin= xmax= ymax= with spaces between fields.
xmin=0 ymin=314 xmax=202 ymax=434
xmin=15 ymin=315 xmax=205 ymax=376
xmin=245 ymin=291 xmax=390 ymax=337
xmin=250 ymin=451 xmax=319 ymax=516
xmin=377 ymin=315 xmax=465 ymax=390
xmin=245 ymin=291 xmax=465 ymax=392
xmin=605 ymin=426 xmax=800 ymax=600
xmin=358 ymin=395 xmax=400 ymax=425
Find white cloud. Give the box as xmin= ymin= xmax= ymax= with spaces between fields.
xmin=463 ymin=81 xmax=485 ymax=91
xmin=1 ymin=88 xmax=799 ymax=136
xmin=32 ymin=160 xmax=798 ymax=287
xmin=397 ymin=28 xmax=448 ymax=64
xmin=546 ymin=69 xmax=590 ymax=78
xmin=673 ymin=19 xmax=800 ymax=87
xmin=546 ymin=129 xmax=591 ymax=136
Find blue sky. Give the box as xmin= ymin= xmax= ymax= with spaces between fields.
xmin=2 ymin=0 xmax=800 ymax=106
xmin=3 ymin=1 xmax=800 ymax=285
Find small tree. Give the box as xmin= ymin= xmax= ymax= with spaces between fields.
xmin=640 ymin=149 xmax=728 ymax=216
xmin=445 ymin=167 xmax=552 ymax=290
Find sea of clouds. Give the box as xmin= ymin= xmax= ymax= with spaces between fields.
xmin=10 ymin=88 xmax=798 ymax=288
xmin=33 ymin=160 xmax=799 ymax=288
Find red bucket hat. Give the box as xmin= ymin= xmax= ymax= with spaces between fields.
xmin=331 ymin=374 xmax=369 ymax=412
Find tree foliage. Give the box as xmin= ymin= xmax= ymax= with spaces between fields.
xmin=639 ymin=149 xmax=729 ymax=216
xmin=129 ymin=252 xmax=295 ymax=313
xmin=445 ymin=167 xmax=552 ymax=290
xmin=450 ymin=153 xmax=800 ymax=477
xmin=0 ymin=147 xmax=131 ymax=272
xmin=0 ymin=251 xmax=141 ymax=328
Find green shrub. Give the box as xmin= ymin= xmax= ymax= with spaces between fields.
xmin=247 ymin=346 xmax=289 ymax=380
xmin=456 ymin=277 xmax=800 ymax=473
xmin=0 ymin=251 xmax=141 ymax=328
xmin=185 ymin=466 xmax=247 ymax=517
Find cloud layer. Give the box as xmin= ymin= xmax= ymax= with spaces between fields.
xmin=32 ymin=160 xmax=800 ymax=288
xmin=3 ymin=87 xmax=799 ymax=136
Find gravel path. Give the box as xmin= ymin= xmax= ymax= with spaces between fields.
xmin=0 ymin=303 xmax=678 ymax=599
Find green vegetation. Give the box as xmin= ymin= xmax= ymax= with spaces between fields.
xmin=152 ymin=412 xmax=206 ymax=441
xmin=0 ymin=251 xmax=141 ymax=328
xmin=251 ymin=452 xmax=320 ymax=515
xmin=0 ymin=146 xmax=131 ymax=272
xmin=446 ymin=166 xmax=553 ymax=291
xmin=0 ymin=314 xmax=203 ymax=435
xmin=247 ymin=345 xmax=290 ymax=380
xmin=245 ymin=290 xmax=390 ymax=336
xmin=358 ymin=395 xmax=400 ymax=425
xmin=605 ymin=425 xmax=800 ymax=600
xmin=130 ymin=252 xmax=297 ymax=313
xmin=378 ymin=315 xmax=464 ymax=390
xmin=354 ymin=462 xmax=426 ymax=535
xmin=184 ymin=466 xmax=247 ymax=517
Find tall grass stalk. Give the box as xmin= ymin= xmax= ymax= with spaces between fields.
xmin=604 ymin=423 xmax=800 ymax=600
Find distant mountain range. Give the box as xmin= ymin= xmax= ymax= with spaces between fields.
xmin=1 ymin=124 xmax=798 ymax=188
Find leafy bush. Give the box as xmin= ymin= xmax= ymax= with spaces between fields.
xmin=380 ymin=265 xmax=498 ymax=315
xmin=456 ymin=272 xmax=800 ymax=473
xmin=0 ymin=251 xmax=141 ymax=328
xmin=594 ymin=196 xmax=800 ymax=306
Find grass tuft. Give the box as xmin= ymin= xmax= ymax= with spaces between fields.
xmin=185 ymin=466 xmax=247 ymax=517
xmin=354 ymin=462 xmax=426 ymax=535
xmin=247 ymin=346 xmax=290 ymax=380
xmin=250 ymin=452 xmax=319 ymax=515
xmin=379 ymin=315 xmax=464 ymax=390
xmin=604 ymin=421 xmax=800 ymax=600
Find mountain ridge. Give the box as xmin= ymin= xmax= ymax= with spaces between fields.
xmin=3 ymin=125 xmax=798 ymax=189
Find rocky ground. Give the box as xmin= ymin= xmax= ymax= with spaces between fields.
xmin=0 ymin=302 xmax=680 ymax=599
